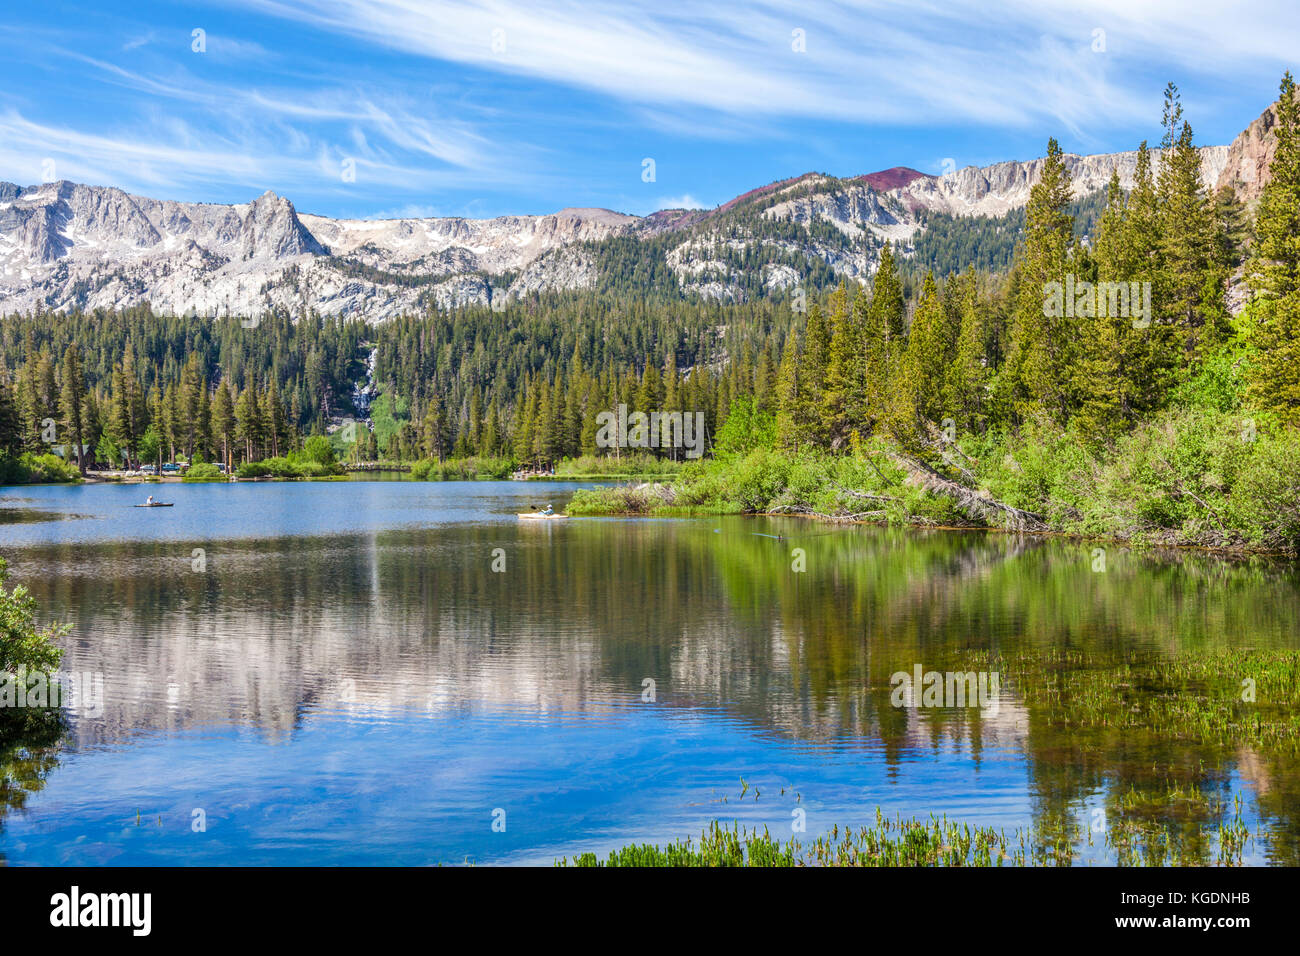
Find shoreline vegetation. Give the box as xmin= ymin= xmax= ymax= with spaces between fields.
xmin=0 ymin=450 xmax=681 ymax=486
xmin=564 ymin=404 xmax=1300 ymax=554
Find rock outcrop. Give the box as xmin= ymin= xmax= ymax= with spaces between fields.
xmin=1216 ymin=93 xmax=1296 ymax=204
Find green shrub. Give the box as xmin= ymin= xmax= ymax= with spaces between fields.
xmin=555 ymin=453 xmax=680 ymax=478
xmin=0 ymin=558 xmax=69 ymax=742
xmin=18 ymin=453 xmax=81 ymax=484
xmin=410 ymin=457 xmax=516 ymax=480
xmin=713 ymin=397 xmax=776 ymax=458
xmin=301 ymin=436 xmax=337 ymax=468
xmin=566 ymin=484 xmax=658 ymax=515
xmin=183 ymin=462 xmax=223 ymax=481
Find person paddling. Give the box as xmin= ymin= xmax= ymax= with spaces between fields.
xmin=146 ymin=495 xmax=154 ymax=506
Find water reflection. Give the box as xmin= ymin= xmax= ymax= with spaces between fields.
xmin=1 ymin=483 xmax=1298 ymax=864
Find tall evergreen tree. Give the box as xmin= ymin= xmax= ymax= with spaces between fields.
xmin=1006 ymin=138 xmax=1078 ymax=421
xmin=59 ymin=345 xmax=87 ymax=474
xmin=1248 ymin=72 xmax=1300 ymax=423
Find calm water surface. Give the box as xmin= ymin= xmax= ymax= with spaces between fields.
xmin=1 ymin=480 xmax=1299 ymax=865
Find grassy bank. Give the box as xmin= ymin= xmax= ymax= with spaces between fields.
xmin=567 ymin=407 xmax=1300 ymax=553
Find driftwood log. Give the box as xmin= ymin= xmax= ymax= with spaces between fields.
xmin=886 ymin=452 xmax=1050 ymax=532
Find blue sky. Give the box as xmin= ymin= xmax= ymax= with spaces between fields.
xmin=1 ymin=1 xmax=1295 ymax=220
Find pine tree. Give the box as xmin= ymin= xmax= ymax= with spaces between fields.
xmin=513 ymin=378 xmax=538 ymax=464
xmin=60 ymin=345 xmax=87 ymax=474
xmin=196 ymin=382 xmax=211 ymax=461
xmin=894 ymin=274 xmax=953 ymax=438
xmin=1248 ymin=72 xmax=1300 ymax=423
xmin=265 ymin=382 xmax=288 ymax=458
xmin=820 ymin=281 xmax=857 ymax=446
xmin=1076 ymin=173 xmax=1140 ymax=443
xmin=797 ymin=304 xmax=830 ymax=445
xmin=0 ymin=382 xmax=22 ymax=456
xmin=234 ymin=385 xmax=264 ymax=462
xmin=775 ymin=332 xmax=799 ymax=449
xmin=178 ymin=353 xmax=203 ymax=459
xmin=483 ymin=396 xmax=501 ymax=457
xmin=211 ymin=383 xmax=235 ymax=472
xmin=1006 ymin=138 xmax=1078 ymax=421
xmin=863 ymin=242 xmax=906 ymax=430
xmin=467 ymin=391 xmax=482 ymax=455
xmin=946 ymin=267 xmax=988 ymax=431
xmin=532 ymin=378 xmax=555 ymax=466
xmin=423 ymin=393 xmax=448 ymax=461
xmin=1156 ymin=85 xmax=1228 ymax=366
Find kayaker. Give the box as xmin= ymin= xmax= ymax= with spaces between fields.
xmin=146 ymin=495 xmax=154 ymax=505
xmin=540 ymin=505 xmax=553 ymax=516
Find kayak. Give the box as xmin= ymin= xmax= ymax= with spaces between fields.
xmin=134 ymin=503 xmax=174 ymax=507
xmin=517 ymin=513 xmax=566 ymax=519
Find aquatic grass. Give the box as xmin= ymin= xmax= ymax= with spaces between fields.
xmin=970 ymin=648 xmax=1300 ymax=755
xmin=556 ymin=815 xmax=1019 ymax=868
xmin=558 ymin=799 xmax=1258 ymax=868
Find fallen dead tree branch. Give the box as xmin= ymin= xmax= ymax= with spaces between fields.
xmin=768 ymin=503 xmax=886 ymax=522
xmin=886 ymin=452 xmax=1050 ymax=532
xmin=828 ymin=480 xmax=902 ymax=503
xmin=1153 ymin=454 xmax=1226 ymax=531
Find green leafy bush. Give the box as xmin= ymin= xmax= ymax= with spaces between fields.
xmin=183 ymin=462 xmax=223 ymax=481
xmin=0 ymin=558 xmax=69 ymax=741
xmin=411 ymin=457 xmax=515 ymax=480
xmin=555 ymin=453 xmax=681 ymax=478
xmin=13 ymin=453 xmax=81 ymax=484
xmin=713 ymin=397 xmax=776 ymax=459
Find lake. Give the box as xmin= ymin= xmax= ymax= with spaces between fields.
xmin=2 ymin=480 xmax=1299 ymax=865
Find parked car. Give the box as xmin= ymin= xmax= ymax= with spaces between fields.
xmin=140 ymin=465 xmax=157 ymax=475
xmin=162 ymin=463 xmax=181 ymax=473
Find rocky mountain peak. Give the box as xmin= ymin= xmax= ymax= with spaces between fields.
xmin=0 ymin=92 xmax=1284 ymax=319
xmin=1216 ymin=91 xmax=1297 ymax=204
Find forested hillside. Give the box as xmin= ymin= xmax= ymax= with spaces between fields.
xmin=1 ymin=79 xmax=1298 ymax=552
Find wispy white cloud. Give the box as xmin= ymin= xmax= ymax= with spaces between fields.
xmin=204 ymin=35 xmax=276 ymax=61
xmin=121 ymin=31 xmax=156 ymax=52
xmin=0 ymin=40 xmax=539 ymax=204
xmin=364 ymin=202 xmax=443 ymax=220
xmin=237 ymin=0 xmax=1300 ymax=132
xmin=0 ymin=106 xmax=506 ymax=204
xmin=1 ymin=1 xmax=1291 ymax=218
xmin=656 ymin=194 xmax=705 ymax=210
